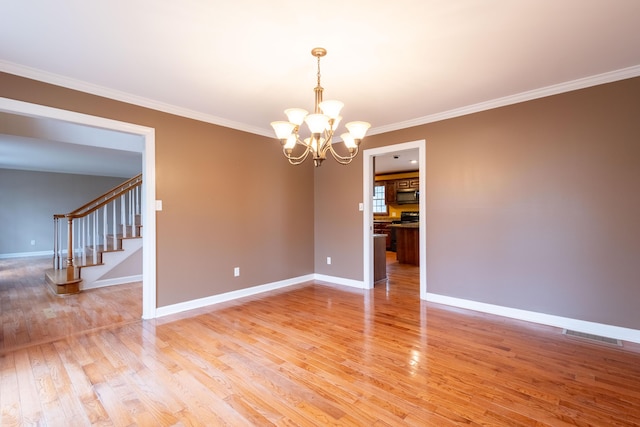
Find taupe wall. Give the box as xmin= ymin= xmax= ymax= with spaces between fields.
xmin=0 ymin=168 xmax=128 ymax=255
xmin=314 ymin=77 xmax=640 ymax=329
xmin=4 ymin=71 xmax=639 ymax=330
xmin=1 ymin=72 xmax=315 ymax=307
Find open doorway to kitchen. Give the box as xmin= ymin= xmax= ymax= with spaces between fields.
xmin=362 ymin=140 xmax=426 ymax=299
xmin=0 ymin=97 xmax=157 ymax=319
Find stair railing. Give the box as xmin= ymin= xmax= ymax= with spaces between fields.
xmin=53 ymin=174 xmax=142 ymax=282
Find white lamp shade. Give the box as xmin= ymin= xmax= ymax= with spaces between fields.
xmin=305 ymin=114 xmax=330 ymax=134
xmin=341 ymin=133 xmax=357 ymax=149
xmin=319 ymin=100 xmax=344 ymax=119
xmin=284 ymin=108 xmax=308 ymax=126
xmin=345 ymin=121 xmax=371 ymax=140
xmin=329 ymin=116 xmax=342 ymax=131
xmin=284 ymin=134 xmax=297 ymax=150
xmin=271 ymin=121 xmax=295 ymax=139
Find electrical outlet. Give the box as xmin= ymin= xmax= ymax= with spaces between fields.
xmin=234 ymin=267 xmax=240 ymax=277
xmin=30 ymin=240 xmax=36 ymax=246
xmin=327 ymin=257 xmax=332 ymax=265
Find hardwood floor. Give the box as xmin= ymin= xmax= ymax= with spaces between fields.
xmin=0 ymin=257 xmax=141 ymax=354
xmin=2 ymin=254 xmax=640 ymax=426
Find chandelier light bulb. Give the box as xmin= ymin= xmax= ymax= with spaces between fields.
xmin=284 ymin=134 xmax=297 ymax=151
xmin=319 ymin=100 xmax=344 ymax=120
xmin=284 ymin=108 xmax=308 ymax=126
xmin=326 ymin=116 xmax=341 ymax=132
xmin=305 ymin=113 xmax=330 ymax=134
xmin=271 ymin=121 xmax=295 ymax=140
xmin=345 ymin=121 xmax=371 ymax=140
xmin=341 ymin=133 xmax=357 ymax=150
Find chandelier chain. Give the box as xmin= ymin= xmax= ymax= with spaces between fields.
xmin=316 ymin=55 xmax=321 ymax=89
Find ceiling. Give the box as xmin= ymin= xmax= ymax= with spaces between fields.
xmin=1 ymin=1 xmax=639 ymax=175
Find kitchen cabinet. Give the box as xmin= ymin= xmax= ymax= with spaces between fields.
xmin=373 ymin=221 xmax=391 ymax=250
xmin=396 ymin=178 xmax=419 ymax=189
xmin=384 ymin=180 xmax=396 ymax=205
xmin=390 ymin=224 xmax=419 ymax=266
xmin=373 ymin=234 xmax=387 ymax=284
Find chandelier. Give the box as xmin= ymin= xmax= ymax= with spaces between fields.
xmin=271 ymin=47 xmax=371 ymax=167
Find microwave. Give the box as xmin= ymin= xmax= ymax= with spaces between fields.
xmin=396 ymin=188 xmax=419 ymax=204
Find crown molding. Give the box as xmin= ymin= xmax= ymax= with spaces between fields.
xmin=3 ymin=60 xmax=639 ymax=138
xmin=368 ymin=64 xmax=640 ymax=136
xmin=0 ymin=60 xmax=273 ymax=137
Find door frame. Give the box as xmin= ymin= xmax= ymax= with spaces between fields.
xmin=0 ymin=97 xmax=157 ymax=319
xmin=362 ymin=139 xmax=427 ymax=299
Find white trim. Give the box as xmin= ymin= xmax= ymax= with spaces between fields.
xmin=0 ymin=61 xmax=271 ymax=137
xmin=156 ymin=274 xmax=315 ymax=318
xmin=362 ymin=140 xmax=427 ymax=298
xmin=426 ymin=293 xmax=640 ymax=344
xmin=368 ymin=65 xmax=640 ymax=136
xmin=3 ymin=60 xmax=639 ymax=138
xmin=313 ymin=274 xmax=365 ymax=289
xmin=82 ymin=275 xmax=142 ymax=290
xmin=0 ymin=97 xmax=157 ymax=320
xmin=0 ymin=250 xmax=53 ymax=259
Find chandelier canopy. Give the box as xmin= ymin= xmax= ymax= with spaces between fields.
xmin=271 ymin=48 xmax=371 ymax=167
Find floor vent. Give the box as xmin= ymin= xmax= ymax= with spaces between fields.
xmin=562 ymin=329 xmax=622 ymax=347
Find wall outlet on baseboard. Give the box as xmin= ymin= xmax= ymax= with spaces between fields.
xmin=327 ymin=257 xmax=331 ymax=265
xmin=234 ymin=267 xmax=240 ymax=277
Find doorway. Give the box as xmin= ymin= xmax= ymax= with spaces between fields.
xmin=362 ymin=140 xmax=426 ymax=299
xmin=0 ymin=97 xmax=157 ymax=319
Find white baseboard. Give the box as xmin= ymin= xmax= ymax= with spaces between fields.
xmin=0 ymin=250 xmax=53 ymax=259
xmin=426 ymin=293 xmax=640 ymax=344
xmin=155 ymin=274 xmax=640 ymax=345
xmin=156 ymin=274 xmax=315 ymax=318
xmin=313 ymin=274 xmax=365 ymax=289
xmin=82 ymin=275 xmax=143 ymax=290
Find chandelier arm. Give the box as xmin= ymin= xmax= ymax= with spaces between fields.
xmin=327 ymin=142 xmax=359 ymax=163
xmin=283 ymin=143 xmax=312 ymax=163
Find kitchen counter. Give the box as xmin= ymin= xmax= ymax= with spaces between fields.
xmin=389 ymin=223 xmax=419 ymax=229
xmin=392 ymin=225 xmax=419 ymax=265
xmin=373 ymin=234 xmax=387 ymax=283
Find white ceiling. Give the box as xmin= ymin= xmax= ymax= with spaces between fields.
xmin=1 ymin=1 xmax=639 ymax=174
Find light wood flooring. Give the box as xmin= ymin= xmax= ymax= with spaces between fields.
xmin=1 ymin=254 xmax=640 ymax=426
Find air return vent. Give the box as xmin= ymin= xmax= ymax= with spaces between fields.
xmin=562 ymin=329 xmax=622 ymax=347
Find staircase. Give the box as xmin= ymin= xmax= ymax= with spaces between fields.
xmin=45 ymin=174 xmax=143 ymax=295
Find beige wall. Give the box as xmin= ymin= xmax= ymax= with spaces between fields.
xmin=314 ymin=77 xmax=640 ymax=329
xmin=1 ymin=72 xmax=315 ymax=307
xmin=3 ymin=71 xmax=639 ymax=330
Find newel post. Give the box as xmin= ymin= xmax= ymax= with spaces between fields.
xmin=66 ymin=216 xmax=76 ymax=281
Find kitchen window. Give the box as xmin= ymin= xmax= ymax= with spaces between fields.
xmin=373 ymin=184 xmax=388 ymax=215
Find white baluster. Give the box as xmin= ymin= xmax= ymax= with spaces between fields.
xmin=129 ymin=189 xmax=136 ymax=237
xmin=103 ymin=205 xmax=107 ymax=252
xmin=93 ymin=211 xmax=98 ymax=265
xmin=112 ymin=199 xmax=117 ymax=250
xmin=121 ymin=194 xmax=126 ymax=239
xmin=81 ymin=216 xmax=86 ymax=266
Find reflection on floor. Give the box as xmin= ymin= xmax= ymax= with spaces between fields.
xmin=0 ymin=256 xmax=141 ymax=354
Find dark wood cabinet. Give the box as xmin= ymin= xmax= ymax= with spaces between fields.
xmin=373 ymin=221 xmax=391 ymax=250
xmin=394 ymin=225 xmax=419 ymax=266
xmin=396 ymin=178 xmax=419 ymax=190
xmin=373 ymin=234 xmax=387 ymax=284
xmin=384 ymin=180 xmax=396 ymax=205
